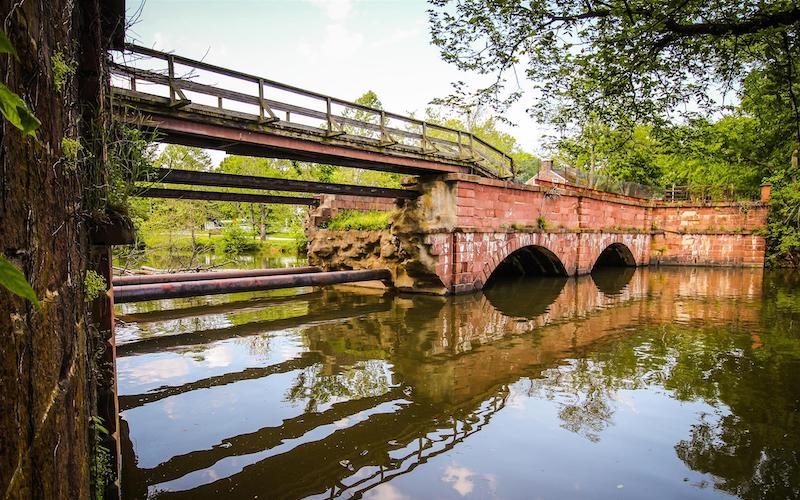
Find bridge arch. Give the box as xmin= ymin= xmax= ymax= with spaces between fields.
xmin=486 ymin=244 xmax=569 ymax=284
xmin=592 ymin=242 xmax=637 ymax=269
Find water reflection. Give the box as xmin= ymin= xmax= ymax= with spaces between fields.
xmin=118 ymin=268 xmax=800 ymax=499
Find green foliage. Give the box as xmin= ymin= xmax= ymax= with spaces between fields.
xmin=221 ymin=224 xmax=258 ymax=254
xmin=83 ymin=270 xmax=107 ymax=302
xmin=51 ymin=51 xmax=76 ymax=92
xmin=90 ymin=416 xmax=113 ymax=500
xmin=0 ymin=29 xmax=18 ymax=60
xmin=554 ymin=122 xmax=663 ymax=185
xmin=428 ymin=1 xmax=800 ymax=266
xmin=61 ymin=137 xmax=81 ymax=173
xmin=429 ymin=0 xmax=800 ymax=130
xmin=326 ymin=210 xmax=391 ymax=231
xmin=0 ymin=255 xmax=41 ymax=310
xmin=0 ymin=29 xmax=39 ymax=137
xmin=100 ymin=124 xmax=159 ymax=215
xmin=536 ymin=216 xmax=549 ymax=231
xmin=0 ymin=81 xmax=40 ymax=137
xmin=765 ymin=175 xmax=800 ymax=267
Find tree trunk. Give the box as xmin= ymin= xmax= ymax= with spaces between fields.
xmin=260 ymin=204 xmax=267 ymax=241
xmin=250 ymin=204 xmax=256 ymax=239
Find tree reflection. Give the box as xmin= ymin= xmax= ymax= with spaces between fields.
xmin=524 ymin=301 xmax=800 ymax=500
xmin=285 ymin=360 xmax=392 ymax=413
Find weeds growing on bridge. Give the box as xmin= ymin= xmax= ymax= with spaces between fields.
xmin=325 ymin=210 xmax=391 ymax=231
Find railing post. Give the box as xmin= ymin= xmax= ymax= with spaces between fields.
xmin=129 ymin=75 xmax=136 ymax=92
xmin=167 ymin=54 xmax=176 ymax=104
xmin=326 ymin=97 xmax=333 ymax=132
xmin=258 ymin=78 xmax=265 ymax=123
xmin=468 ymin=133 xmax=475 ymax=160
xmin=379 ymin=111 xmax=394 ymax=146
xmin=422 ymin=122 xmax=431 ymax=153
xmin=457 ymin=130 xmax=464 ymax=158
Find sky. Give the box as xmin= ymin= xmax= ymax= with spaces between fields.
xmin=124 ymin=0 xmax=549 ymax=166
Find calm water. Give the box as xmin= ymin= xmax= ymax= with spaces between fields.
xmin=116 ymin=267 xmax=800 ymax=499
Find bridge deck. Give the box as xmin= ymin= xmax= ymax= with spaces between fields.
xmin=110 ymin=45 xmax=514 ymax=179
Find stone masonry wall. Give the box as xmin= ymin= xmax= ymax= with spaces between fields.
xmin=307 ymin=173 xmax=769 ymax=294
xmin=650 ymin=204 xmax=768 ymax=267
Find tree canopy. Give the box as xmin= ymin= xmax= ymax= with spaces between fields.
xmin=428 ymin=0 xmax=800 ymax=135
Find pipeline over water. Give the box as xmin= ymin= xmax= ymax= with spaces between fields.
xmin=113 ymin=268 xmax=392 ymax=303
xmin=112 ymin=266 xmax=322 ymax=286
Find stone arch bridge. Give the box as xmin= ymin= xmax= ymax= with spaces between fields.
xmin=308 ymin=173 xmax=768 ymax=294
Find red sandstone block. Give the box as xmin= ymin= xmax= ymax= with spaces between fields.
xmin=458 ymin=196 xmax=476 ymax=208
xmin=460 ymin=188 xmax=475 ymax=198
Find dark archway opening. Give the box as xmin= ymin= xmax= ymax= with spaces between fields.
xmin=591 ymin=243 xmax=637 ymax=295
xmin=484 ymin=246 xmax=569 ymax=318
xmin=487 ymin=245 xmax=568 ymax=283
xmin=592 ymin=243 xmax=636 ymax=269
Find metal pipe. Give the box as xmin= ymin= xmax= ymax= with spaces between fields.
xmin=112 ymin=266 xmax=322 ymax=286
xmin=113 ymin=269 xmax=392 ymax=303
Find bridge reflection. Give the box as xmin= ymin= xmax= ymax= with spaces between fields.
xmin=117 ymin=268 xmax=778 ymax=499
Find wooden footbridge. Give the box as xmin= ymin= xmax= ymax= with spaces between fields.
xmin=110 ymin=44 xmax=515 ymax=199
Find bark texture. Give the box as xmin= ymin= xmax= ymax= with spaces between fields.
xmin=0 ymin=0 xmax=111 ymax=497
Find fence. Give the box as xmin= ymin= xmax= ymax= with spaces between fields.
xmin=550 ymin=164 xmax=665 ymax=199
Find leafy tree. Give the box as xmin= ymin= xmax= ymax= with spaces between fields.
xmin=428 ymin=0 xmax=800 ymax=134
xmin=137 ymin=145 xmax=215 ymax=249
xmin=553 ymin=122 xmax=663 ymax=184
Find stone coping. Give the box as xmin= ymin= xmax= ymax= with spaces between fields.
xmin=431 ymin=173 xmax=767 ymax=209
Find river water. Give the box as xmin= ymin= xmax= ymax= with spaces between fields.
xmin=116 ymin=267 xmax=800 ymax=499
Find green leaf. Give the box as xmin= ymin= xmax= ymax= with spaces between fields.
xmin=0 ymin=255 xmax=41 ymax=310
xmin=0 ymin=82 xmax=40 ymax=137
xmin=0 ymin=29 xmax=18 ymax=60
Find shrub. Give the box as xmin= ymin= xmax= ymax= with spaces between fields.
xmin=536 ymin=215 xmax=549 ymax=230
xmin=221 ymin=224 xmax=258 ymax=254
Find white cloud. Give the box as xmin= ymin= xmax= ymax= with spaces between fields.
xmin=127 ymin=358 xmax=189 ymax=384
xmin=204 ymin=344 xmax=234 ymax=368
xmin=363 ymin=483 xmax=410 ymax=500
xmin=442 ymin=465 xmax=475 ymax=496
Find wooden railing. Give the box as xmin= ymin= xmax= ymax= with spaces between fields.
xmin=109 ymin=44 xmax=515 ymax=179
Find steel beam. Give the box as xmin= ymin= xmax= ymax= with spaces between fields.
xmin=147 ymin=168 xmax=417 ymax=199
xmin=134 ymin=187 xmax=319 ymax=205
xmin=115 ymin=110 xmax=468 ymax=176
xmin=112 ymin=266 xmax=322 ymax=286
xmin=113 ymin=269 xmax=392 ymax=303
